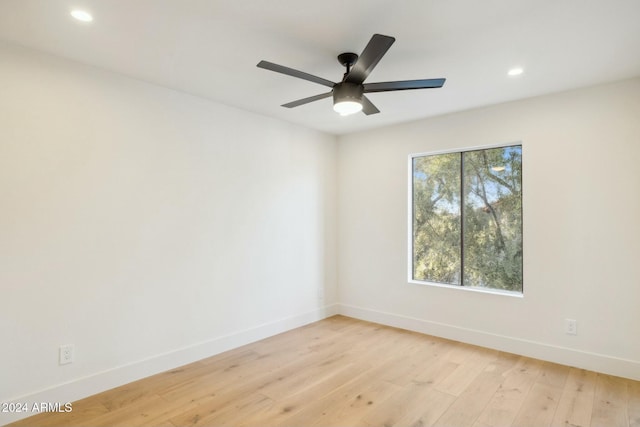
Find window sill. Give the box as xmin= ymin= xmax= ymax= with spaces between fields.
xmin=408 ymin=279 xmax=523 ymax=298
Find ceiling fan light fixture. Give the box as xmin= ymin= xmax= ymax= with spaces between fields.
xmin=332 ymin=82 xmax=363 ymax=116
xmin=334 ymin=100 xmax=363 ymax=116
xmin=508 ymin=67 xmax=524 ymax=77
xmin=70 ymin=9 xmax=93 ymax=22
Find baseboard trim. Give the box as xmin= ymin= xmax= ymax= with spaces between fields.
xmin=1 ymin=304 xmax=338 ymax=425
xmin=337 ymin=303 xmax=640 ymax=381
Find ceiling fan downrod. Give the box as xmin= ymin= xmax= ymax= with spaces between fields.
xmin=337 ymin=52 xmax=359 ymax=77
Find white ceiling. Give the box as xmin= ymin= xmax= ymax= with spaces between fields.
xmin=1 ymin=0 xmax=639 ymax=135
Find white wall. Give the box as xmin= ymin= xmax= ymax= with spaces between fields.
xmin=337 ymin=78 xmax=640 ymax=380
xmin=0 ymin=41 xmax=337 ymax=422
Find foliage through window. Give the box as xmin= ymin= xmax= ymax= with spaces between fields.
xmin=410 ymin=144 xmax=523 ymax=293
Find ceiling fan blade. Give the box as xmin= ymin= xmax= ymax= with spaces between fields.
xmin=361 ymin=95 xmax=380 ymax=115
xmin=344 ymin=34 xmax=395 ymax=84
xmin=257 ymin=60 xmax=335 ymax=88
xmin=364 ymin=78 xmax=446 ymax=93
xmin=282 ymin=92 xmax=333 ymax=108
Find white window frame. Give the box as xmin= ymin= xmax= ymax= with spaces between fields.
xmin=407 ymin=142 xmax=523 ymax=298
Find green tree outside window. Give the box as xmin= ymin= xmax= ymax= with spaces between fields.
xmin=411 ymin=145 xmax=523 ymax=293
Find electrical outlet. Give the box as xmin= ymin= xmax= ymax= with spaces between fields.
xmin=59 ymin=344 xmax=75 ymax=365
xmin=565 ymin=319 xmax=577 ymax=335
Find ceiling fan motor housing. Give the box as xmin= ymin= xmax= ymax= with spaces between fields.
xmin=333 ymin=82 xmax=364 ymax=104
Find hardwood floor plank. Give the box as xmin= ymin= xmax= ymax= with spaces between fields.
xmin=81 ymin=394 xmax=198 ymax=427
xmin=257 ymin=351 xmax=357 ymax=401
xmin=432 ymin=352 xmax=519 ymax=426
xmin=434 ymin=343 xmax=500 ymax=396
xmin=275 ymin=379 xmax=401 ymax=427
xmin=591 ymin=374 xmax=630 ymax=427
xmin=384 ymin=336 xmax=455 ymax=387
xmin=629 ymin=379 xmax=640 ymax=427
xmin=538 ymin=361 xmax=571 ymax=389
xmin=550 ymin=368 xmax=597 ymax=427
xmin=473 ymin=356 xmax=544 ymax=427
xmin=361 ymin=381 xmax=455 ymax=427
xmin=511 ymin=364 xmax=568 ymax=427
xmin=235 ymin=361 xmax=373 ymax=427
xmin=513 ymin=382 xmax=562 ymax=427
xmin=169 ymin=392 xmax=274 ymax=427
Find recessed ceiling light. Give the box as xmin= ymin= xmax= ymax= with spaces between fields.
xmin=491 ymin=166 xmax=506 ymax=172
xmin=507 ymin=67 xmax=524 ymax=77
xmin=70 ymin=9 xmax=93 ymax=22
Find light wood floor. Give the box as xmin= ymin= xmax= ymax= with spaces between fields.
xmin=9 ymin=315 xmax=640 ymax=427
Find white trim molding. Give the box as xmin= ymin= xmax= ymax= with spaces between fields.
xmin=337 ymin=303 xmax=640 ymax=381
xmin=0 ymin=304 xmax=338 ymax=425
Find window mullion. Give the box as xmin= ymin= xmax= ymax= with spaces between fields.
xmin=459 ymin=152 xmax=464 ymax=286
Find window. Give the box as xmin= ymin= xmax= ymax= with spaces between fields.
xmin=410 ymin=144 xmax=523 ymax=294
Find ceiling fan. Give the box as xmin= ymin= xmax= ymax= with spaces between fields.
xmin=257 ymin=34 xmax=445 ymax=116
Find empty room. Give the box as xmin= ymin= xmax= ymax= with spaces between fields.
xmin=1 ymin=1 xmax=639 ymax=426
